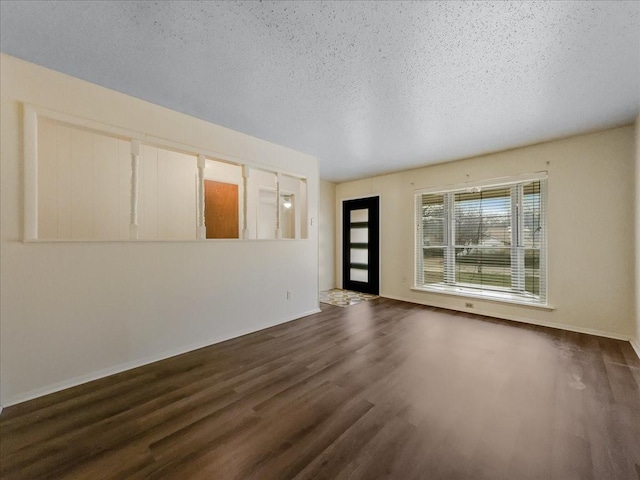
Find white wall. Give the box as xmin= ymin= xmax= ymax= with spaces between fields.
xmin=635 ymin=115 xmax=640 ymax=353
xmin=0 ymin=54 xmax=319 ymax=406
xmin=336 ymin=126 xmax=636 ymax=339
xmin=319 ymin=180 xmax=336 ymax=291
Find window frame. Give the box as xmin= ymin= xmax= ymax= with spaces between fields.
xmin=23 ymin=104 xmax=309 ymax=242
xmin=414 ymin=173 xmax=548 ymax=307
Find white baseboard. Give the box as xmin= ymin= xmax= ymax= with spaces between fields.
xmin=381 ymin=293 xmax=632 ymax=342
xmin=3 ymin=308 xmax=321 ymax=408
xmin=630 ymin=338 xmax=640 ymax=360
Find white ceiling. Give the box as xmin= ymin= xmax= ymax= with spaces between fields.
xmin=1 ymin=1 xmax=638 ymax=182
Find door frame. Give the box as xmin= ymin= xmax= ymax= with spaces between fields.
xmin=340 ymin=195 xmax=381 ymax=295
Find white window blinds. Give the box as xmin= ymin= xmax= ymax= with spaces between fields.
xmin=415 ymin=174 xmax=547 ymax=306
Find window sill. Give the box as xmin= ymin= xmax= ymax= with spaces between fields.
xmin=411 ymin=285 xmax=554 ymax=311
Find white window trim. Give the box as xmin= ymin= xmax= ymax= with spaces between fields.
xmin=415 ymin=172 xmax=548 ymax=195
xmin=414 ymin=173 xmax=548 ymax=307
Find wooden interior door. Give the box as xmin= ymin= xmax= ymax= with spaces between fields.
xmin=205 ymin=181 xmax=239 ymax=239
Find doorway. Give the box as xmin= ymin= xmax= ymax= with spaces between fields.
xmin=342 ymin=196 xmax=380 ymax=295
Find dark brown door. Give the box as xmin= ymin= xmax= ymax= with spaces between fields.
xmin=205 ymin=181 xmax=239 ymax=239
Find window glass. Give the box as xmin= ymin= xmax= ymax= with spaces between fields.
xmin=422 ymin=194 xmax=445 ymax=247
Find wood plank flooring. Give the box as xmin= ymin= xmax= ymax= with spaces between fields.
xmin=1 ymin=298 xmax=639 ymax=479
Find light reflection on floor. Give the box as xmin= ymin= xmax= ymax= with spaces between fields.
xmin=319 ymin=288 xmax=378 ymax=307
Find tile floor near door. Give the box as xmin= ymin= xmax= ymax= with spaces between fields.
xmin=319 ymin=288 xmax=378 ymax=307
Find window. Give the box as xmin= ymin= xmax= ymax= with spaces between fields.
xmin=24 ymin=105 xmax=309 ymax=241
xmin=36 ymin=117 xmax=132 ymax=240
xmin=138 ymin=143 xmax=198 ymax=240
xmin=415 ymin=174 xmax=547 ymax=306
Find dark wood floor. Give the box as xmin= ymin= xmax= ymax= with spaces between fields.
xmin=1 ymin=298 xmax=639 ymax=479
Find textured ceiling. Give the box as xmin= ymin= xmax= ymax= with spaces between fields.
xmin=1 ymin=1 xmax=639 ymax=182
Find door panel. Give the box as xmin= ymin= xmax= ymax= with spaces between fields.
xmin=343 ymin=196 xmax=379 ymax=294
xmin=205 ymin=180 xmax=239 ymax=239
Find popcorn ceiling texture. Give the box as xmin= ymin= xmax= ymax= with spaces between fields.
xmin=1 ymin=1 xmax=638 ymax=181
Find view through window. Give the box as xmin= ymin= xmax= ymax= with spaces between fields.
xmin=416 ymin=176 xmax=546 ymax=305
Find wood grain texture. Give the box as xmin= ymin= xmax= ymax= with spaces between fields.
xmin=205 ymin=180 xmax=239 ymax=239
xmin=1 ymin=298 xmax=639 ymax=479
